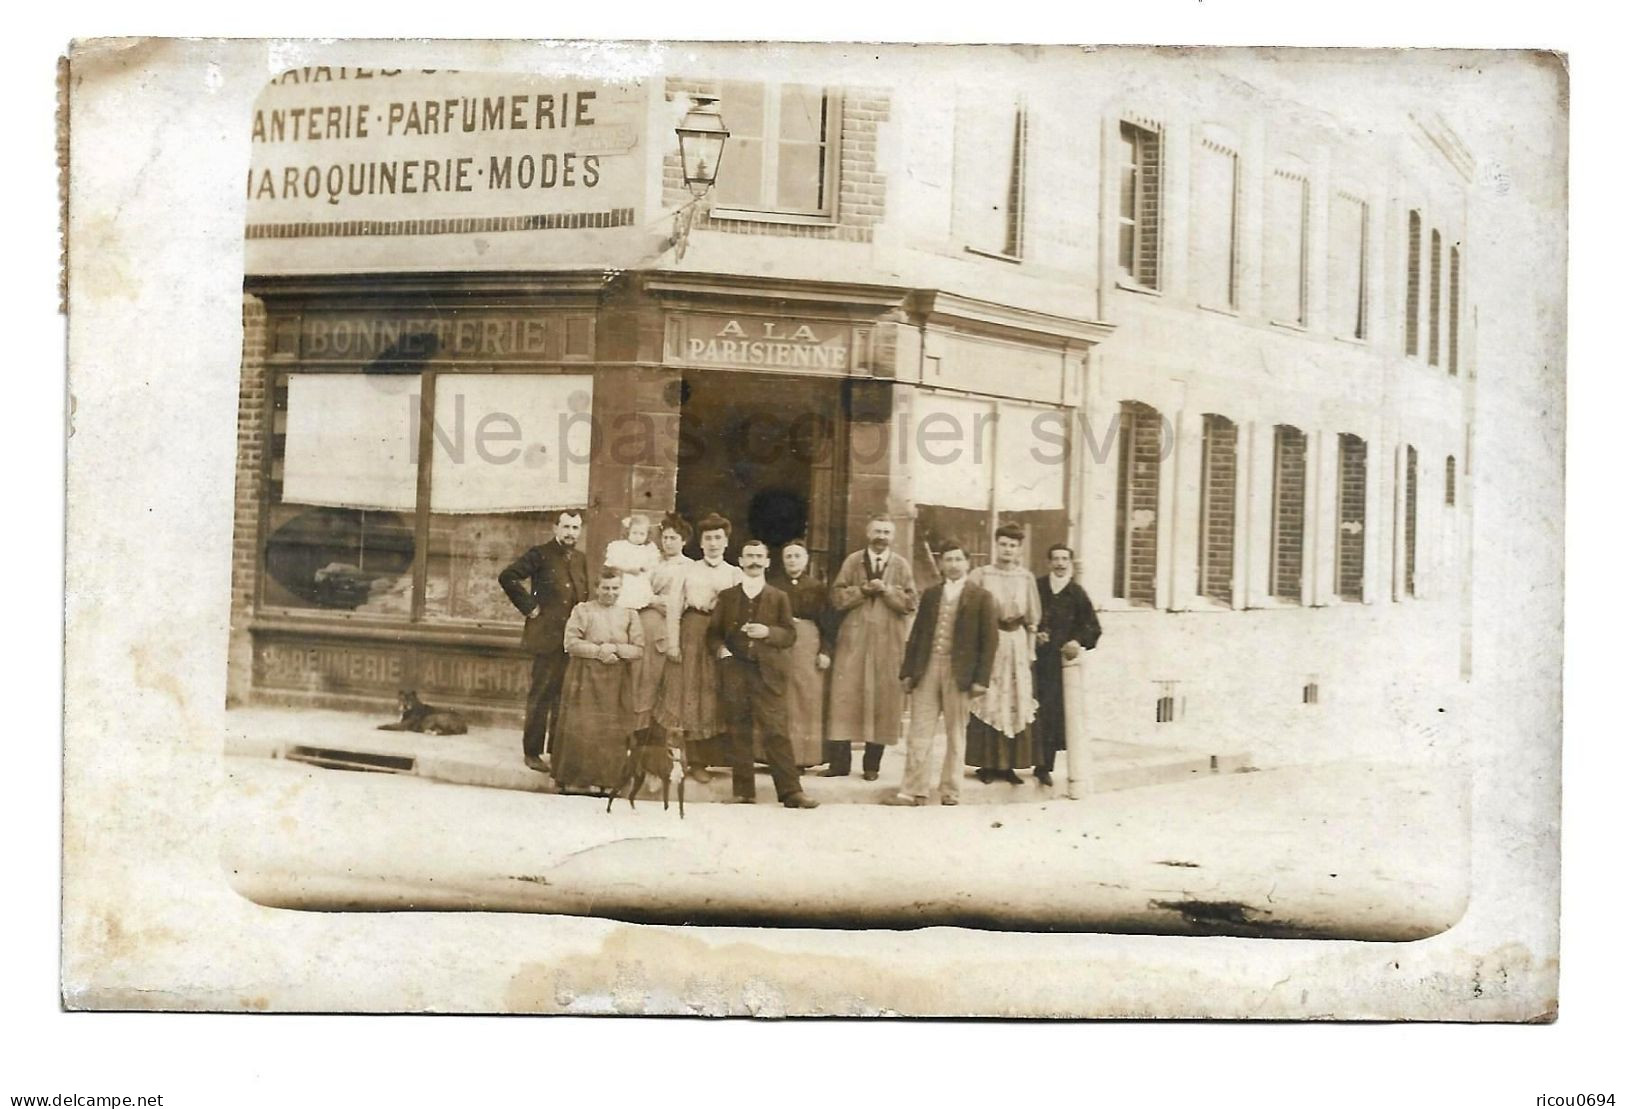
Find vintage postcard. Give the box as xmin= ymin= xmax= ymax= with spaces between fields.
xmin=60 ymin=39 xmax=1565 ymax=1017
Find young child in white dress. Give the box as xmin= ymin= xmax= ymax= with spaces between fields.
xmin=604 ymin=514 xmax=659 ymax=610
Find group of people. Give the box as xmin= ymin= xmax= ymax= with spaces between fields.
xmin=497 ymin=510 xmax=1101 ymax=810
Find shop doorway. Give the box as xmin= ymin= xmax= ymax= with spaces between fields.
xmin=675 ymin=371 xmax=846 ymax=577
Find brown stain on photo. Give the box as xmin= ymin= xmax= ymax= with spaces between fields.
xmin=506 ymin=927 xmax=956 ymax=1017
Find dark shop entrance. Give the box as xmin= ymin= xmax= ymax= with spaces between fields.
xmin=674 ymin=370 xmax=848 ymax=578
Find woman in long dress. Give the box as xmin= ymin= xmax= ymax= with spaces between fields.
xmin=646 ymin=514 xmax=692 ymax=739
xmin=653 ymin=512 xmax=740 ymax=781
xmin=965 ymin=523 xmax=1042 ymax=783
xmin=767 ymin=540 xmax=836 ymax=767
xmin=551 ymin=569 xmax=644 ymax=795
xmin=604 ymin=513 xmax=663 ymax=734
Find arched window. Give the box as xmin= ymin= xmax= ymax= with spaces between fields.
xmin=1197 ymin=414 xmax=1237 ymax=605
xmin=1336 ymin=434 xmax=1368 ymax=600
xmin=1270 ymin=424 xmax=1308 ymax=601
xmin=1113 ymin=401 xmax=1162 ymax=606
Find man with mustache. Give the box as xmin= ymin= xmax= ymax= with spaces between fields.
xmin=708 ymin=539 xmax=820 ymax=809
xmin=825 ymin=515 xmax=918 ymax=780
xmin=499 ymin=509 xmax=590 ymax=772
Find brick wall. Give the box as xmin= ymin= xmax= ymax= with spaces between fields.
xmin=1114 ymin=402 xmax=1161 ymax=606
xmin=663 ymin=79 xmax=888 ymax=243
xmin=1337 ymin=433 xmax=1367 ymax=600
xmin=1198 ymin=414 xmax=1237 ymax=606
xmin=227 ymin=294 xmax=268 ymax=703
xmin=1270 ymin=425 xmax=1307 ymax=601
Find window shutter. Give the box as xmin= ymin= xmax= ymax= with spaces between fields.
xmin=1336 ymin=433 xmax=1367 ymax=600
xmin=1114 ymin=401 xmax=1161 ymax=605
xmin=1198 ymin=414 xmax=1237 ymax=605
xmin=1405 ymin=210 xmax=1422 ymax=356
xmin=1270 ymin=425 xmax=1307 ymax=600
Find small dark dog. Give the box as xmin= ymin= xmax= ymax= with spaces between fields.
xmin=607 ymin=737 xmax=685 ymax=818
xmin=377 ymin=690 xmax=469 ymax=736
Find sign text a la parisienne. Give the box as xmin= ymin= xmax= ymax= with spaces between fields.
xmin=244 ymin=68 xmax=645 ymax=238
xmin=675 ymin=315 xmax=854 ymax=374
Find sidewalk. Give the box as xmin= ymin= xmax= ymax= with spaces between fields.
xmin=224 ymin=705 xmax=1252 ymax=804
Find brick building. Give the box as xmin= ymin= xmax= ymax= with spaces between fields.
xmin=228 ymin=48 xmax=1474 ymax=763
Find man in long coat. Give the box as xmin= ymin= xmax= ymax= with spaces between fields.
xmin=824 ymin=516 xmax=918 ymax=779
xmin=498 ymin=510 xmax=589 ymax=771
xmin=1032 ymin=543 xmax=1102 ymax=787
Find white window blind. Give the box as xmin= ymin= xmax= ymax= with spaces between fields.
xmin=1193 ymin=139 xmax=1238 ymax=307
xmin=429 ymin=374 xmax=593 ymax=514
xmin=282 ymin=373 xmax=421 ymax=512
xmin=1330 ymin=193 xmax=1368 ymax=339
xmin=1265 ymin=170 xmax=1308 ymax=324
xmin=911 ymin=391 xmax=994 ymax=510
xmin=995 ymin=401 xmax=1065 ymax=511
xmin=955 ymin=96 xmax=1027 ymax=257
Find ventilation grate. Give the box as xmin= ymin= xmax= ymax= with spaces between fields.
xmin=284 ymin=745 xmax=417 ymax=774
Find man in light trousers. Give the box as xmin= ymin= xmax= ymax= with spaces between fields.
xmin=885 ymin=541 xmax=1000 ymax=806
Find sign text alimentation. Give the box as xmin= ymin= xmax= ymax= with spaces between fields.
xmin=248 ymin=77 xmax=614 ymax=207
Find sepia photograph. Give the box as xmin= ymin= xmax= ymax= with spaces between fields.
xmin=219 ymin=46 xmax=1492 ymax=941
xmin=51 ymin=30 xmax=1573 ymax=1041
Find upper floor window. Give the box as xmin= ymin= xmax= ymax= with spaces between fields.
xmin=1449 ymin=245 xmax=1462 ymax=375
xmin=1428 ymin=229 xmax=1443 ymax=366
xmin=1330 ymin=192 xmax=1369 ymax=340
xmin=1118 ymin=121 xmax=1163 ymax=289
xmin=713 ymin=82 xmax=838 ymax=217
xmin=1265 ymin=167 xmax=1309 ymax=326
xmin=1445 ymin=454 xmax=1457 ymax=507
xmin=1405 ymin=209 xmax=1422 ymax=356
xmin=956 ymin=98 xmax=1028 ymax=259
xmin=1193 ymin=131 xmax=1239 ymax=309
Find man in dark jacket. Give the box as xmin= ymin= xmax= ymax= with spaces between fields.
xmin=1032 ymin=543 xmax=1103 ymax=786
xmin=708 ymin=539 xmax=819 ymax=809
xmin=885 ymin=540 xmax=1000 ymax=806
xmin=499 ymin=510 xmax=589 ymax=770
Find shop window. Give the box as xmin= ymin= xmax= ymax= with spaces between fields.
xmin=955 ymin=97 xmax=1028 ymax=260
xmin=910 ymin=393 xmax=1067 ymax=583
xmin=1449 ymin=245 xmax=1462 ymax=375
xmin=1405 ymin=209 xmax=1422 ymax=356
xmin=1336 ymin=433 xmax=1367 ymax=601
xmin=1113 ymin=401 xmax=1161 ymax=606
xmin=1330 ymin=192 xmax=1369 ymax=340
xmin=1193 ymin=133 xmax=1239 ymax=309
xmin=263 ymin=369 xmax=594 ymax=625
xmin=1118 ymin=121 xmax=1163 ymax=289
xmin=1265 ymin=168 xmax=1309 ymax=326
xmin=1404 ymin=445 xmax=1419 ymax=597
xmin=1269 ymin=424 xmax=1307 ymax=602
xmin=263 ymin=372 xmax=421 ymax=618
xmin=1197 ymin=413 xmax=1237 ymax=606
xmin=712 ymin=82 xmax=839 ymax=218
xmin=1429 ymin=229 xmax=1443 ymax=366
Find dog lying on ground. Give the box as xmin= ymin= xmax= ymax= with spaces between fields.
xmin=606 ymin=739 xmax=686 ymax=818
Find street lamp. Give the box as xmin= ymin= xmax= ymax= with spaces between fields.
xmin=668 ymin=95 xmax=729 ymax=260
xmin=675 ymin=95 xmax=729 ymax=197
